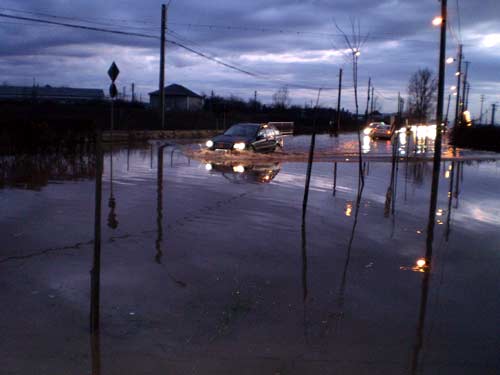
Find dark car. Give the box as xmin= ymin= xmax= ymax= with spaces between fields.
xmin=205 ymin=123 xmax=283 ymax=152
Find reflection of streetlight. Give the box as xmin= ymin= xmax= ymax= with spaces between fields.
xmin=432 ymin=16 xmax=443 ymax=26
xmin=345 ymin=202 xmax=353 ymax=217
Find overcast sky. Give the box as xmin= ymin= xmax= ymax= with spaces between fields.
xmin=0 ymin=0 xmax=499 ymax=119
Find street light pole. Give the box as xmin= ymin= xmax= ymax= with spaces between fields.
xmin=453 ymin=44 xmax=463 ymax=127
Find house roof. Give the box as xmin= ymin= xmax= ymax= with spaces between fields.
xmin=149 ymin=84 xmax=201 ymax=98
xmin=0 ymin=85 xmax=104 ymax=100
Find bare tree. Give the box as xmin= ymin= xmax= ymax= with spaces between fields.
xmin=272 ymin=86 xmax=291 ymax=109
xmin=334 ymin=18 xmax=369 ymax=187
xmin=407 ymin=68 xmax=437 ymax=123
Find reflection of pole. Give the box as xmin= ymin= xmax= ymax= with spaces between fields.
xmin=332 ymin=162 xmax=338 ymax=196
xmin=409 ymin=260 xmax=431 ymax=374
xmin=445 ymin=161 xmax=455 ymax=241
xmin=90 ymin=332 xmax=101 ymax=375
xmin=90 ymin=127 xmax=103 ymax=333
xmin=155 ymin=145 xmax=165 ymax=264
xmin=335 ymin=181 xmax=364 ymax=332
xmin=335 ymin=68 xmax=342 ymax=137
xmin=302 ymin=88 xmax=322 ymax=221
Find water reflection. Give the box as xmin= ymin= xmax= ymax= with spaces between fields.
xmin=155 ymin=145 xmax=167 ymax=264
xmin=204 ymin=161 xmax=281 ymax=184
xmin=0 ymin=149 xmax=96 ymax=190
xmin=90 ymin=331 xmax=101 ymax=375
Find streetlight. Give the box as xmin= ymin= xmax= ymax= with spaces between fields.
xmin=446 ymin=57 xmax=455 ymax=64
xmin=450 ymin=85 xmax=457 ymax=91
xmin=432 ymin=16 xmax=443 ymax=26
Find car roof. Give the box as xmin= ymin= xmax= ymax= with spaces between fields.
xmin=231 ymin=123 xmax=261 ymax=127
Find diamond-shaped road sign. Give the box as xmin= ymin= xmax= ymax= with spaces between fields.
xmin=107 ymin=62 xmax=120 ymax=82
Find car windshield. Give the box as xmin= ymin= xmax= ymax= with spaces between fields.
xmin=224 ymin=124 xmax=259 ymax=137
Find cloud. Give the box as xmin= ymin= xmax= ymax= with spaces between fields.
xmin=0 ymin=0 xmax=498 ymax=115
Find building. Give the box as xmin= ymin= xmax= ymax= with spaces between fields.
xmin=149 ymin=84 xmax=203 ymax=111
xmin=0 ymin=85 xmax=105 ymax=102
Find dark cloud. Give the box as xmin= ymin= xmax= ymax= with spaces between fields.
xmin=0 ymin=0 xmax=498 ymax=116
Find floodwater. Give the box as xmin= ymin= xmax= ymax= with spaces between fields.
xmin=1 ymin=131 xmax=500 ymax=375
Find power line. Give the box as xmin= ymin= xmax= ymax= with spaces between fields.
xmin=0 ymin=12 xmax=338 ymax=91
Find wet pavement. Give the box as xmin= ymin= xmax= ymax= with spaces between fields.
xmin=1 ymin=132 xmax=500 ymax=374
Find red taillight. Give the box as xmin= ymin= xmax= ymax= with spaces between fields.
xmin=386 ymin=130 xmax=391 ymax=134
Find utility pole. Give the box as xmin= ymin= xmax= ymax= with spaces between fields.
xmin=492 ymin=104 xmax=497 ymax=126
xmin=335 ymin=67 xmax=342 ymax=137
xmin=461 ymin=61 xmax=470 ymax=116
xmin=370 ymin=86 xmax=375 ymax=114
xmin=159 ymin=3 xmax=167 ymax=129
xmin=445 ymin=93 xmax=451 ymax=125
xmin=479 ymin=94 xmax=485 ymax=124
xmin=465 ymin=82 xmax=470 ymax=110
xmin=453 ymin=44 xmax=463 ymax=127
xmin=131 ymin=83 xmax=135 ymax=102
xmin=254 ymin=90 xmax=257 ymax=111
xmin=365 ymin=77 xmax=371 ymax=122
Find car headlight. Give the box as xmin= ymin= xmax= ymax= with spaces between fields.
xmin=206 ymin=140 xmax=214 ymax=148
xmin=363 ymin=127 xmax=372 ymax=135
xmin=205 ymin=163 xmax=213 ymax=171
xmin=232 ymin=165 xmax=245 ymax=173
xmin=233 ymin=142 xmax=246 ymax=151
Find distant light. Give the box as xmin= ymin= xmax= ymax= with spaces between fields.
xmin=446 ymin=57 xmax=455 ymax=64
xmin=455 ymin=71 xmax=461 ymax=76
xmin=450 ymin=85 xmax=457 ymax=91
xmin=416 ymin=258 xmax=426 ymax=268
xmin=205 ymin=140 xmax=214 ymax=148
xmin=463 ymin=110 xmax=472 ymax=125
xmin=354 ymin=50 xmax=361 ymax=57
xmin=205 ymin=163 xmax=213 ymax=171
xmin=445 ymin=170 xmax=450 ymax=178
xmin=453 ymin=92 xmax=458 ymax=96
xmin=432 ymin=16 xmax=443 ymax=26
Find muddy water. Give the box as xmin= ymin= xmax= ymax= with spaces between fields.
xmin=1 ymin=134 xmax=500 ymax=374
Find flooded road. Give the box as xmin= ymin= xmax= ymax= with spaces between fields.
xmin=1 ymin=133 xmax=500 ymax=374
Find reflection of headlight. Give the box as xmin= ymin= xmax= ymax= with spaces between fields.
xmin=206 ymin=140 xmax=214 ymax=148
xmin=233 ymin=142 xmax=246 ymax=151
xmin=232 ymin=165 xmax=245 ymax=173
xmin=363 ymin=127 xmax=372 ymax=135
xmin=205 ymin=163 xmax=213 ymax=171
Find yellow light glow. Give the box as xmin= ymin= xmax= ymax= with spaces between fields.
xmin=345 ymin=203 xmax=353 ymax=217
xmin=463 ymin=110 xmax=472 ymax=125
xmin=416 ymin=258 xmax=426 ymax=268
xmin=432 ymin=16 xmax=443 ymax=26
xmin=232 ymin=165 xmax=245 ymax=173
xmin=445 ymin=171 xmax=450 ymax=178
xmin=436 ymin=209 xmax=443 ymax=216
xmin=448 ymin=165 xmax=453 ymax=171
